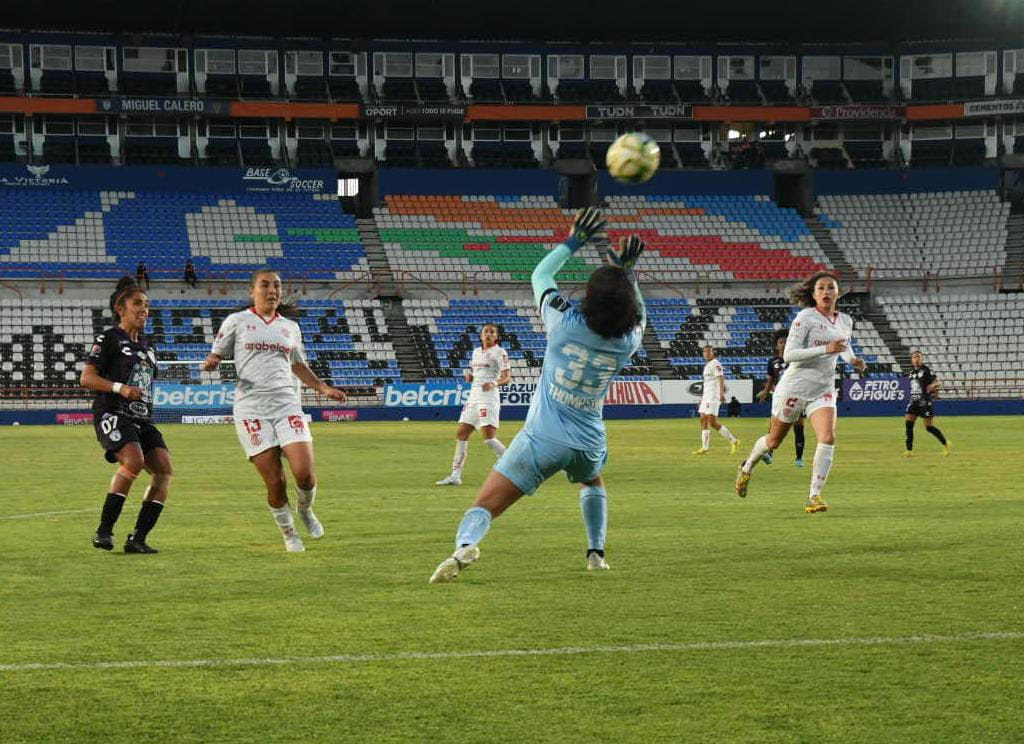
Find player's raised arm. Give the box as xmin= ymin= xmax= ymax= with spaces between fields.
xmin=604 ymin=234 xmax=647 ymax=330
xmin=531 ymin=207 xmax=606 ymax=308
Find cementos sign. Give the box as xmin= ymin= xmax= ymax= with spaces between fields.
xmin=154 ymin=383 xmax=235 ymax=408
xmin=842 ymin=378 xmax=909 ymax=403
xmin=382 ymin=379 xmax=665 ymax=408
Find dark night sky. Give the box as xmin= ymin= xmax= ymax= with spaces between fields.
xmin=5 ymin=0 xmax=1022 ymax=43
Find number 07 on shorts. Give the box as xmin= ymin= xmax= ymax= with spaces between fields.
xmin=234 ymin=412 xmax=313 ymax=458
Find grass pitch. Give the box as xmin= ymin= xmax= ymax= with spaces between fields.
xmin=2 ymin=416 xmax=1023 ymax=742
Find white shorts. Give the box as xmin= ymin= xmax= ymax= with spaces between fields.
xmin=698 ymin=397 xmax=721 ymax=417
xmin=458 ymin=397 xmax=500 ymax=429
xmin=771 ymin=388 xmax=837 ymax=423
xmin=234 ymin=411 xmax=313 ymax=458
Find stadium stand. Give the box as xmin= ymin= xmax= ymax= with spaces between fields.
xmin=844 ymin=142 xmax=887 ymax=168
xmin=876 ymin=293 xmax=1024 ymax=399
xmin=603 ymin=195 xmax=831 ymax=281
xmin=816 ymin=190 xmax=1009 ymax=279
xmin=403 ymin=298 xmax=654 ymax=382
xmin=0 ymin=297 xmax=394 ymax=407
xmin=810 ymin=146 xmax=849 ymax=169
xmin=647 ymin=296 xmax=898 ymax=382
xmin=0 ymin=190 xmax=367 ymax=282
xmin=377 ymin=195 xmax=601 ymax=283
xmin=911 ymin=139 xmax=953 ymax=167
xmin=810 ymin=79 xmax=846 ymax=104
xmin=843 ymin=80 xmax=886 ymax=102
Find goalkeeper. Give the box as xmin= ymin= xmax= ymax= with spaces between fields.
xmin=430 ymin=208 xmax=647 ymax=582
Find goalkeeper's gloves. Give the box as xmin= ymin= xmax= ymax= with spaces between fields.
xmin=564 ymin=207 xmax=607 ymax=253
xmin=604 ymin=234 xmax=646 ymax=275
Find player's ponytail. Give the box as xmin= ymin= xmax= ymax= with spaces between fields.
xmin=788 ymin=270 xmax=840 ymax=307
xmin=110 ymin=276 xmax=144 ymax=319
xmin=581 ymin=265 xmax=641 ymax=339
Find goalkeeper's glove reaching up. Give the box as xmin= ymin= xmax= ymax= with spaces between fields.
xmin=604 ymin=234 xmax=646 ymax=275
xmin=564 ymin=207 xmax=607 ymax=253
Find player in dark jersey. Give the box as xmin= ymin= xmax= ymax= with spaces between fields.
xmin=903 ymin=351 xmax=950 ymax=457
xmin=755 ymin=329 xmax=806 ymax=466
xmin=80 ymin=277 xmax=173 ymax=553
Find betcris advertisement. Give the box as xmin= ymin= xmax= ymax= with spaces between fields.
xmin=383 ymin=379 xmax=665 ymax=408
xmin=154 ymin=383 xmax=235 ymax=409
xmin=842 ymin=378 xmax=910 ymax=404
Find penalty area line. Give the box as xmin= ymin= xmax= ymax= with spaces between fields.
xmin=2 ymin=631 xmax=1022 ymax=673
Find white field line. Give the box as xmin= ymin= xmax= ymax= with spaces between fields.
xmin=2 ymin=631 xmax=1021 ymax=674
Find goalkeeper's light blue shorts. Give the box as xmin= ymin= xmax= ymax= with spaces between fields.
xmin=494 ymin=429 xmax=607 ymax=495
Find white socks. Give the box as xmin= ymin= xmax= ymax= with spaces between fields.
xmin=701 ymin=429 xmax=710 ymax=450
xmin=295 ymin=484 xmax=316 ymax=511
xmin=269 ymin=504 xmax=296 ymax=534
xmin=743 ymin=435 xmax=773 ymax=473
xmin=717 ymin=425 xmax=737 ymax=443
xmin=451 ymin=440 xmax=468 ymax=477
xmin=484 ymin=438 xmax=506 ymax=457
xmin=810 ymin=443 xmax=835 ymax=497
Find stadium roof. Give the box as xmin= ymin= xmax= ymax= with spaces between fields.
xmin=8 ymin=0 xmax=1023 ymax=44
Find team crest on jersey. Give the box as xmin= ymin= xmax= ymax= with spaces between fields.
xmin=250 ymin=433 xmax=262 ymax=446
xmin=288 ymin=415 xmax=305 ymax=433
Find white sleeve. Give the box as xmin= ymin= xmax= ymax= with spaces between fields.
xmin=500 ymin=348 xmax=510 ymax=372
xmin=290 ymin=324 xmax=307 ymax=365
xmin=211 ymin=315 xmax=238 ymax=357
xmin=839 ymin=316 xmax=856 ymax=363
xmin=714 ymin=361 xmax=724 ymax=378
xmin=783 ymin=312 xmax=826 ymax=363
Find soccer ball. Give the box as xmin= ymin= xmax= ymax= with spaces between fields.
xmin=606 ymin=133 xmax=661 ymax=184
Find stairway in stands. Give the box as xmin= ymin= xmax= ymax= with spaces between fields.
xmin=805 ymin=213 xmax=856 ymax=278
xmin=358 ymin=216 xmax=427 ymax=383
xmin=357 ymin=218 xmax=394 ymax=294
xmin=381 ymin=300 xmax=426 ymax=382
xmin=640 ymin=326 xmax=676 ymax=379
xmin=1002 ymin=214 xmax=1024 ymax=291
xmin=865 ymin=301 xmax=912 ymax=374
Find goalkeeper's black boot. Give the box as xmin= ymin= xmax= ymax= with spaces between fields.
xmin=92 ymin=531 xmax=114 ymax=551
xmin=124 ymin=532 xmax=159 ymax=554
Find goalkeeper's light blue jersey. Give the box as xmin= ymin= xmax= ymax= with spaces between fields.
xmin=522 ymin=289 xmax=644 ymax=451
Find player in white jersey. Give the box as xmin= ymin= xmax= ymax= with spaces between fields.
xmin=201 ymin=270 xmax=347 ymax=552
xmin=692 ymin=345 xmax=739 ymax=455
xmin=436 ymin=323 xmax=511 ymax=486
xmin=735 ymin=271 xmax=865 ymax=513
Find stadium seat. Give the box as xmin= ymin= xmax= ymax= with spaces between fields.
xmin=816 ymin=190 xmax=1009 ymax=279
xmin=0 ymin=189 xmax=367 ymax=282
xmin=877 ymin=293 xmax=1024 ymax=399
xmin=604 ymin=194 xmax=831 ymax=281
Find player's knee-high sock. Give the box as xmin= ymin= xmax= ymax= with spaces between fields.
xmin=717 ymin=424 xmax=737 ymax=443
xmin=269 ymin=503 xmax=297 ymax=535
xmin=295 ymin=483 xmax=316 ymax=511
xmin=905 ymin=420 xmax=915 ymax=451
xmin=742 ymin=436 xmax=772 ymax=473
xmin=810 ymin=443 xmax=835 ymax=498
xmin=484 ymin=438 xmax=506 ymax=457
xmin=925 ymin=425 xmax=947 ymax=445
xmin=794 ymin=423 xmax=805 ymax=460
xmin=579 ymin=485 xmax=607 ymax=552
xmin=97 ymin=492 xmax=126 ymax=535
xmin=701 ymin=429 xmax=710 ymax=450
xmin=454 ymin=506 xmax=491 ymax=549
xmin=451 ymin=440 xmax=468 ymax=476
xmin=131 ymin=500 xmax=164 ymax=540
